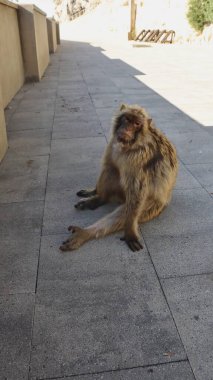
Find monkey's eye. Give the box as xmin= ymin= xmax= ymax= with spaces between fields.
xmin=135 ymin=121 xmax=140 ymax=126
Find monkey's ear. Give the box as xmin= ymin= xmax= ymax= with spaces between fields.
xmin=120 ymin=103 xmax=128 ymax=111
xmin=147 ymin=118 xmax=152 ymax=127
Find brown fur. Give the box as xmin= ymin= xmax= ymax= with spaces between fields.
xmin=60 ymin=104 xmax=178 ymax=252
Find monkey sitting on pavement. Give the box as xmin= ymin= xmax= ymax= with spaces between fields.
xmin=60 ymin=104 xmax=178 ymax=252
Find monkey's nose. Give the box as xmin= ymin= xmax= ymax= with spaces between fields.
xmin=117 ymin=135 xmax=127 ymax=143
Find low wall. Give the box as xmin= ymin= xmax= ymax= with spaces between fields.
xmin=56 ymin=22 xmax=61 ymax=44
xmin=18 ymin=4 xmax=49 ymax=81
xmin=34 ymin=7 xmax=50 ymax=78
xmin=0 ymin=87 xmax=8 ymax=163
xmin=47 ymin=18 xmax=57 ymax=53
xmin=0 ymin=1 xmax=59 ymax=162
xmin=0 ymin=0 xmax=25 ymax=108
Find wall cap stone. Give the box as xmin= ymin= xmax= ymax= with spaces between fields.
xmin=0 ymin=0 xmax=18 ymax=9
xmin=19 ymin=3 xmax=46 ymax=16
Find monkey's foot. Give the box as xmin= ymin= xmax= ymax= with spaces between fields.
xmin=75 ymin=198 xmax=106 ymax=210
xmin=120 ymin=236 xmax=143 ymax=252
xmin=76 ymin=189 xmax=96 ymax=198
xmin=60 ymin=226 xmax=89 ymax=251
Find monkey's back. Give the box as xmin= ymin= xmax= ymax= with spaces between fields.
xmin=144 ymin=125 xmax=178 ymax=207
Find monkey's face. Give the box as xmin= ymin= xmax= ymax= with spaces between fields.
xmin=114 ymin=110 xmax=147 ymax=149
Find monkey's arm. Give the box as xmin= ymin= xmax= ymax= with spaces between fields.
xmin=121 ymin=173 xmax=147 ymax=251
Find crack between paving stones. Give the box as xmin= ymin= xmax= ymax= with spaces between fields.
xmin=142 ymin=234 xmax=197 ymax=380
xmin=0 ymin=199 xmax=46 ymax=206
xmin=27 ymin=52 xmax=61 ymax=380
xmin=78 ymin=62 xmax=109 ymax=144
xmin=160 ymin=270 xmax=213 ymax=280
xmin=180 ymin=157 xmax=213 ymax=200
xmin=32 ymin=358 xmax=190 ymax=380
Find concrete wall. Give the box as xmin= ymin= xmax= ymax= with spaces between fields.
xmin=56 ymin=22 xmax=61 ymax=45
xmin=0 ymin=0 xmax=25 ymax=108
xmin=0 ymin=1 xmax=59 ymax=162
xmin=18 ymin=4 xmax=49 ymax=81
xmin=0 ymin=87 xmax=8 ymax=163
xmin=47 ymin=18 xmax=58 ymax=53
xmin=34 ymin=8 xmax=50 ymax=77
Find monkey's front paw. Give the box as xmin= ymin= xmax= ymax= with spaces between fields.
xmin=74 ymin=200 xmax=87 ymax=210
xmin=74 ymin=200 xmax=98 ymax=210
xmin=76 ymin=189 xmax=89 ymax=198
xmin=120 ymin=236 xmax=143 ymax=252
xmin=76 ymin=189 xmax=96 ymax=198
xmin=60 ymin=226 xmax=86 ymax=251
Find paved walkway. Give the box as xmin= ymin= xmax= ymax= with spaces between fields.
xmin=0 ymin=30 xmax=213 ymax=380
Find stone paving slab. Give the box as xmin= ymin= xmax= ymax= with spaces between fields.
xmin=0 ymin=294 xmax=34 ymax=380
xmin=55 ymin=106 xmax=96 ymax=120
xmin=144 ymin=231 xmax=213 ymax=278
xmin=45 ymin=165 xmax=100 ymax=199
xmin=0 ymin=201 xmax=43 ymax=237
xmin=55 ymin=97 xmax=94 ymax=112
xmin=30 ymin=235 xmax=186 ymax=379
xmin=0 ymin=156 xmax=48 ymax=203
xmin=57 ymin=361 xmax=195 ymax=380
xmin=0 ymin=234 xmax=40 ymax=295
xmin=169 ymin=132 xmax=213 ymax=164
xmin=157 ymin=117 xmax=203 ymax=135
xmin=48 ymin=137 xmax=106 ymax=171
xmin=91 ymin=93 xmax=126 ymax=108
xmin=111 ymin=76 xmax=147 ymax=89
xmin=174 ymin=162 xmax=200 ymax=190
xmin=88 ymin=85 xmax=122 ymax=94
xmin=52 ymin=119 xmax=103 ymax=139
xmin=17 ymin=98 xmax=55 ymax=113
xmin=54 ymin=111 xmax=100 ymax=125
xmin=37 ymin=234 xmax=126 ymax=291
xmin=162 ymin=275 xmax=213 ymax=380
xmin=7 ymin=129 xmax=51 ymax=158
xmin=58 ymin=87 xmax=90 ymax=98
xmin=7 ymin=114 xmax=54 ymax=132
xmin=95 ymin=107 xmax=116 ymax=121
xmin=142 ymin=188 xmax=213 ymax=237
xmin=186 ymin=163 xmax=213 ymax=189
xmin=20 ymin=88 xmax=57 ymax=100
xmin=42 ymin=195 xmax=115 ymax=236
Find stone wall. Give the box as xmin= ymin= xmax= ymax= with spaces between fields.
xmin=0 ymin=0 xmax=59 ymax=162
xmin=47 ymin=18 xmax=58 ymax=53
xmin=0 ymin=87 xmax=7 ymax=163
xmin=0 ymin=0 xmax=25 ymax=108
xmin=18 ymin=4 xmax=49 ymax=81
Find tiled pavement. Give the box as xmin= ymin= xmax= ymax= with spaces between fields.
xmin=0 ymin=37 xmax=213 ymax=380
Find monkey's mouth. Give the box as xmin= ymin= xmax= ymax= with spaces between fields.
xmin=117 ymin=136 xmax=135 ymax=146
xmin=117 ymin=136 xmax=130 ymax=144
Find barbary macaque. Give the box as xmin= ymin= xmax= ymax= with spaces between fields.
xmin=60 ymin=104 xmax=178 ymax=252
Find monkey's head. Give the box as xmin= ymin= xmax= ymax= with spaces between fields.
xmin=113 ymin=104 xmax=152 ymax=149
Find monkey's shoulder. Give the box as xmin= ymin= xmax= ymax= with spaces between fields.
xmin=143 ymin=128 xmax=178 ymax=173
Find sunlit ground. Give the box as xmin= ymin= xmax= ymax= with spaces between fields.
xmin=60 ymin=3 xmax=213 ymax=128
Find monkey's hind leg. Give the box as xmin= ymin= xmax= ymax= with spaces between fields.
xmin=75 ymin=195 xmax=106 ymax=210
xmin=76 ymin=188 xmax=97 ymax=198
xmin=60 ymin=205 xmax=125 ymax=251
xmin=140 ymin=201 xmax=166 ymax=223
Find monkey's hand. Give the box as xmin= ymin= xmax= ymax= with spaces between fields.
xmin=76 ymin=189 xmax=96 ymax=198
xmin=60 ymin=226 xmax=89 ymax=251
xmin=120 ymin=234 xmax=143 ymax=252
xmin=75 ymin=196 xmax=106 ymax=210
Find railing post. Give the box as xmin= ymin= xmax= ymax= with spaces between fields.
xmin=128 ymin=0 xmax=137 ymax=40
